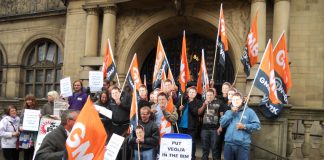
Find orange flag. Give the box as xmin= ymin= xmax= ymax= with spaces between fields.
xmin=66 ymin=97 xmax=107 ymax=160
xmin=122 ymin=54 xmax=142 ymax=91
xmin=218 ymin=4 xmax=228 ymax=51
xmin=272 ymin=32 xmax=292 ymax=104
xmin=129 ymin=84 xmax=138 ymax=134
xmin=246 ymin=11 xmax=259 ymax=67
xmin=102 ymin=39 xmax=117 ymax=81
xmin=160 ymin=69 xmax=167 ymax=90
xmin=179 ymin=31 xmax=191 ymax=93
xmin=255 ymin=40 xmax=280 ymax=104
xmin=159 ymin=96 xmax=174 ymax=139
xmin=152 ymin=37 xmax=168 ymax=89
xmin=197 ymin=49 xmax=209 ymax=99
xmin=168 ymin=68 xmax=175 ymax=85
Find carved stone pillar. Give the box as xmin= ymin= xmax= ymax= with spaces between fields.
xmin=301 ymin=120 xmax=313 ymax=159
xmin=84 ymin=7 xmax=99 ymax=70
xmin=272 ymin=0 xmax=290 ymax=43
xmin=320 ymin=121 xmax=324 ymax=159
xmin=286 ymin=120 xmax=295 ymax=157
xmin=100 ymin=5 xmax=117 ymax=56
xmin=251 ymin=0 xmax=266 ymax=52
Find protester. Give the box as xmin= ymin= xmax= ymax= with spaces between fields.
xmin=163 ymin=79 xmax=178 ymax=102
xmin=95 ymin=91 xmax=110 ymax=139
xmin=35 ymin=109 xmax=80 ymax=160
xmin=0 ymin=105 xmax=20 ymax=160
xmin=41 ymin=90 xmax=60 ymax=117
xmin=19 ymin=94 xmax=39 ymax=160
xmin=68 ymin=80 xmax=87 ymax=110
xmin=153 ymin=92 xmax=178 ymax=130
xmin=220 ymin=92 xmax=261 ymax=160
xmin=138 ymin=85 xmax=151 ymax=112
xmin=177 ymin=86 xmax=202 ymax=160
xmin=198 ymin=89 xmax=222 ymax=160
xmin=129 ymin=107 xmax=159 ymax=160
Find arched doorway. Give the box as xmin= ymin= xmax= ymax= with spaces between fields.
xmin=140 ymin=33 xmax=234 ymax=94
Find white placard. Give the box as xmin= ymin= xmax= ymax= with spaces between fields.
xmin=104 ymin=133 xmax=125 ymax=160
xmin=22 ymin=109 xmax=41 ymax=131
xmin=33 ymin=117 xmax=61 ymax=160
xmin=54 ymin=100 xmax=69 ymax=117
xmin=89 ymin=71 xmax=103 ymax=92
xmin=94 ymin=105 xmax=112 ymax=119
xmin=60 ymin=77 xmax=73 ymax=97
xmin=159 ymin=133 xmax=192 ymax=160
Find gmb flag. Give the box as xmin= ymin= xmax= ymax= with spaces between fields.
xmin=272 ymin=32 xmax=292 ymax=104
xmin=241 ymin=12 xmax=258 ymax=77
xmin=102 ymin=39 xmax=117 ymax=81
xmin=254 ymin=40 xmax=282 ymax=119
xmin=217 ymin=4 xmax=229 ymax=69
xmin=152 ymin=37 xmax=169 ymax=89
xmin=197 ymin=49 xmax=209 ymax=99
xmin=122 ymin=54 xmax=142 ymax=91
xmin=66 ymin=97 xmax=107 ymax=160
xmin=179 ymin=31 xmax=191 ymax=93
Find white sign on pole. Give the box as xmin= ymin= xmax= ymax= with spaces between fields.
xmin=89 ymin=71 xmax=103 ymax=92
xmin=94 ymin=105 xmax=112 ymax=119
xmin=32 ymin=117 xmax=61 ymax=160
xmin=60 ymin=77 xmax=73 ymax=97
xmin=104 ymin=133 xmax=125 ymax=160
xmin=159 ymin=133 xmax=192 ymax=160
xmin=22 ymin=109 xmax=41 ymax=131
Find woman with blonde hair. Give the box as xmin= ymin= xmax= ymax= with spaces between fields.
xmin=41 ymin=90 xmax=59 ymax=116
xmin=19 ymin=94 xmax=39 ymax=160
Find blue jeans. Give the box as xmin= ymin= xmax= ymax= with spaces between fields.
xmin=224 ymin=143 xmax=250 ymax=160
xmin=201 ymin=129 xmax=221 ymax=160
xmin=134 ymin=148 xmax=154 ymax=160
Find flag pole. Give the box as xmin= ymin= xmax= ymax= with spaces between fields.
xmin=121 ymin=54 xmax=137 ymax=91
xmin=239 ymin=40 xmax=271 ymax=122
xmin=211 ymin=3 xmax=222 ymax=80
xmin=134 ymin=81 xmax=140 ymax=160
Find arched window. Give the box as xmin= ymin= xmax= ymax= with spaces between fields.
xmin=24 ymin=40 xmax=63 ymax=98
xmin=0 ymin=52 xmax=3 ymax=97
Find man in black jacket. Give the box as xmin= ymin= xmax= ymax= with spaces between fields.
xmin=35 ymin=110 xmax=79 ymax=160
xmin=129 ymin=106 xmax=159 ymax=160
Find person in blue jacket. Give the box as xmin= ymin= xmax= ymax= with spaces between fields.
xmin=220 ymin=92 xmax=261 ymax=160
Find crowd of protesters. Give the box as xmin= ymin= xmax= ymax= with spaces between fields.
xmin=0 ymin=78 xmax=260 ymax=160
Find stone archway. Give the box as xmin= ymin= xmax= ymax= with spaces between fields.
xmin=117 ymin=8 xmax=246 ymax=91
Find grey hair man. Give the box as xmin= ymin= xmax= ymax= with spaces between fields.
xmin=35 ymin=110 xmax=79 ymax=160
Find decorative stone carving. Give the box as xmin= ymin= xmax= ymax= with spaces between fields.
xmin=102 ymin=5 xmax=117 ymax=15
xmin=0 ymin=0 xmax=66 ymax=18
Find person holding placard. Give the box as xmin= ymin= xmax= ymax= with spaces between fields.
xmin=35 ymin=110 xmax=80 ymax=160
xmin=220 ymin=92 xmax=261 ymax=160
xmin=0 ymin=105 xmax=20 ymax=160
xmin=68 ymin=80 xmax=88 ymax=111
xmin=129 ymin=107 xmax=159 ymax=160
xmin=41 ymin=91 xmax=60 ymax=118
xmin=198 ymin=88 xmax=222 ymax=160
xmin=19 ymin=94 xmax=39 ymax=160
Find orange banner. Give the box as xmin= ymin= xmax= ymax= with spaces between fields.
xmin=246 ymin=12 xmax=259 ymax=67
xmin=179 ymin=31 xmax=191 ymax=92
xmin=66 ymin=97 xmax=107 ymax=160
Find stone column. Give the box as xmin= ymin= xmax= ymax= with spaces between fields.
xmin=301 ymin=120 xmax=313 ymax=159
xmin=84 ymin=7 xmax=99 ymax=70
xmin=320 ymin=121 xmax=324 ymax=159
xmin=272 ymin=0 xmax=290 ymax=43
xmin=100 ymin=5 xmax=117 ymax=56
xmin=251 ymin=0 xmax=266 ymax=52
xmin=286 ymin=120 xmax=295 ymax=157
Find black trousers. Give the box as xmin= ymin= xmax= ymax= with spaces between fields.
xmin=179 ymin=128 xmax=198 ymax=160
xmin=2 ymin=148 xmax=19 ymax=160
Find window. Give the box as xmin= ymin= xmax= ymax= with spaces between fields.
xmin=0 ymin=52 xmax=3 ymax=97
xmin=24 ymin=40 xmax=63 ymax=98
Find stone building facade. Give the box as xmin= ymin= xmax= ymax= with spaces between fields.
xmin=0 ymin=0 xmax=323 ymax=159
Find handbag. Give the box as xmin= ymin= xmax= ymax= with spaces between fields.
xmin=9 ymin=121 xmax=19 ymax=150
